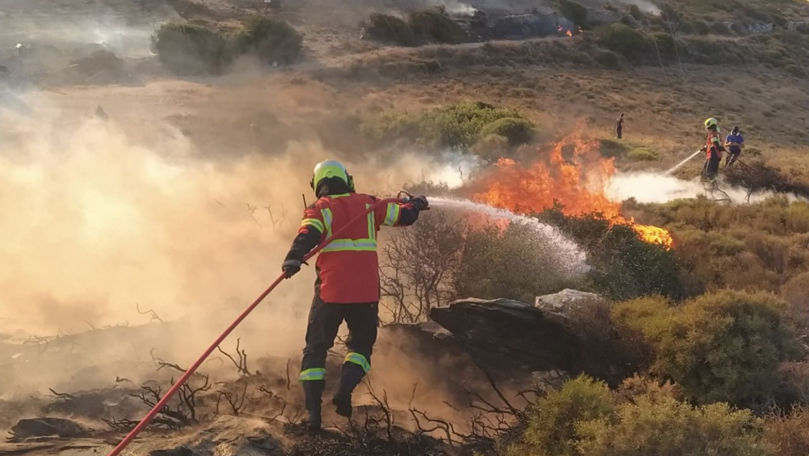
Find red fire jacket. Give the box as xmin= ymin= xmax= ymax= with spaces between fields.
xmin=706 ymin=130 xmax=724 ymax=160
xmin=286 ymin=193 xmax=419 ymax=303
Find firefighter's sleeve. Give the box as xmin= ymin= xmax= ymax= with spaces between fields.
xmin=374 ymin=200 xmax=420 ymax=228
xmin=284 ymin=206 xmax=327 ymax=262
xmin=712 ymin=135 xmax=725 ymax=151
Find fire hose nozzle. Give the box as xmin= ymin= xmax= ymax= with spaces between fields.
xmin=396 ymin=191 xmax=430 ymax=210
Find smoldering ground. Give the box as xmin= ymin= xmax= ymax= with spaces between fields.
xmin=0 ymin=83 xmax=509 ymax=419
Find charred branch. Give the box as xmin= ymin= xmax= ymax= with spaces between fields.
xmin=216 ymin=338 xmax=251 ymax=376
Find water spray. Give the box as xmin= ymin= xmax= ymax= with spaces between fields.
xmin=665 ymin=149 xmax=703 ymax=175
xmin=428 ymin=197 xmax=589 ymax=276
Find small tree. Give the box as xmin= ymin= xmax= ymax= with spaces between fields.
xmin=380 ymin=213 xmax=463 ymax=323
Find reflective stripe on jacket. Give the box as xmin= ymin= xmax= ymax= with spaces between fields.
xmin=297 ymin=193 xmax=409 ymax=303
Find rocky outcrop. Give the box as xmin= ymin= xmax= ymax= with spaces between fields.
xmin=430 ymin=294 xmax=637 ymax=384
xmin=430 ymin=298 xmax=581 ymax=378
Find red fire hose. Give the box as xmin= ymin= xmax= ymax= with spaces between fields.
xmin=106 ymin=197 xmax=404 ymax=456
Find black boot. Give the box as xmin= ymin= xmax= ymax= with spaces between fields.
xmin=302 ymin=380 xmax=324 ymax=431
xmin=333 ymin=363 xmax=365 ymax=418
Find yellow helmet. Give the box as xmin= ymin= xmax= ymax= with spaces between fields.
xmin=310 ymin=160 xmax=354 ymax=194
xmin=704 ymin=117 xmax=718 ymax=130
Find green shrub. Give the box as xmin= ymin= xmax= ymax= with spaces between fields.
xmin=507 ymin=375 xmax=770 ymax=456
xmin=364 ymin=13 xmax=416 ymax=46
xmin=422 ymin=101 xmax=529 ymax=149
xmin=479 ymin=117 xmax=534 ymax=146
xmin=539 ymin=210 xmax=684 ymax=300
xmin=594 ymin=23 xmax=650 ymax=59
xmin=408 ymin=9 xmax=467 ymax=44
xmin=359 ymin=112 xmax=421 ymax=144
xmin=577 ymin=396 xmax=770 ymax=456
xmin=360 ymin=102 xmax=534 ymax=151
xmin=627 ymin=147 xmax=658 ymax=161
xmin=238 ymin=16 xmax=303 ymax=64
xmin=506 ymin=375 xmax=614 ymax=456
xmin=153 ymin=22 xmax=232 ymax=74
xmin=598 ymin=139 xmax=629 ymax=158
xmin=559 ymin=0 xmax=589 ymax=28
xmin=614 ymin=291 xmax=801 ymax=409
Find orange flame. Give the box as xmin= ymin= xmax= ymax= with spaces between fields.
xmin=557 ymin=25 xmax=576 ymax=37
xmin=472 ymin=133 xmax=673 ymax=249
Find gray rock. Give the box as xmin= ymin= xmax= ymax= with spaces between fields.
xmin=534 ymin=288 xmax=604 ymax=321
xmin=10 ymin=417 xmax=89 ymax=440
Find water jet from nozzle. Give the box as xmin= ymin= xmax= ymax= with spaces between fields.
xmin=427 ymin=196 xmax=589 ymax=277
xmin=665 ymin=149 xmax=703 ymax=175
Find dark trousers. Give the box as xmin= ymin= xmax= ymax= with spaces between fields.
xmin=704 ymin=155 xmax=721 ymax=180
xmin=301 ymin=295 xmax=378 ymax=396
xmin=616 ymin=126 xmax=623 ymax=139
xmin=725 ymin=148 xmax=741 ymax=166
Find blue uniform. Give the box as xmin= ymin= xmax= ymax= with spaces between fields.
xmin=726 ymin=132 xmax=744 ymax=154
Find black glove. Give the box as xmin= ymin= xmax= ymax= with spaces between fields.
xmin=282 ymin=259 xmax=302 ymax=278
xmin=411 ymin=195 xmax=429 ymax=211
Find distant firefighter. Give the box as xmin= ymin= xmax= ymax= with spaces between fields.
xmin=724 ymin=126 xmax=744 ymax=167
xmin=701 ymin=117 xmax=725 ymax=181
xmin=616 ymin=113 xmax=624 ymax=139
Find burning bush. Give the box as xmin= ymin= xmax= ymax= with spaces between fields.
xmin=539 ymin=210 xmax=683 ymax=300
xmin=237 ymin=16 xmax=303 ymax=65
xmin=612 ymin=291 xmax=802 ymax=410
xmin=153 ymin=22 xmax=233 ymax=75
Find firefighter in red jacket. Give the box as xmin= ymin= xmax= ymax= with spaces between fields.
xmin=701 ymin=117 xmax=725 ymax=182
xmin=282 ymin=160 xmax=428 ymax=430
